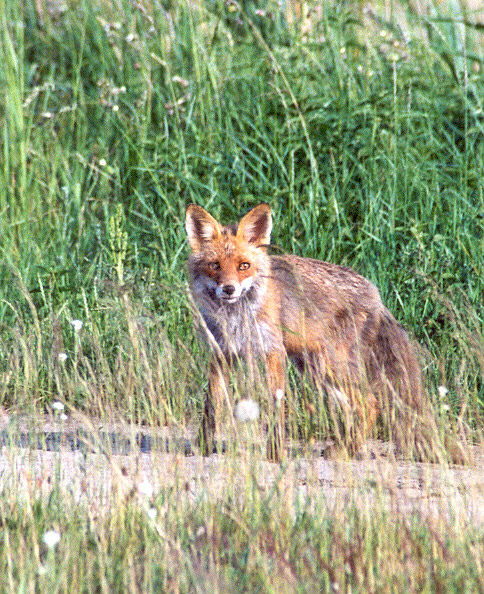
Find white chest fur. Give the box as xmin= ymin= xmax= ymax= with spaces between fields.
xmin=199 ymin=302 xmax=277 ymax=357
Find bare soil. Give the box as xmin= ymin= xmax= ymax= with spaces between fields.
xmin=1 ymin=414 xmax=482 ymax=525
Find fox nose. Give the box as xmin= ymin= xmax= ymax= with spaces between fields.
xmin=222 ymin=284 xmax=236 ymax=296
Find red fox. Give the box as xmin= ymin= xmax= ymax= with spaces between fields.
xmin=186 ymin=203 xmax=424 ymax=460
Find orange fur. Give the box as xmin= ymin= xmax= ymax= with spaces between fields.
xmin=186 ymin=204 xmax=424 ymax=461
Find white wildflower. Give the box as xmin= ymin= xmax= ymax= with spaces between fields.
xmin=147 ymin=507 xmax=157 ymax=520
xmin=437 ymin=386 xmax=448 ymax=399
xmin=111 ymin=86 xmax=126 ymax=95
xmin=112 ymin=104 xmax=119 ymax=112
xmin=52 ymin=401 xmax=64 ymax=412
xmin=275 ymin=389 xmax=284 ymax=407
xmin=57 ymin=352 xmax=68 ymax=363
xmin=172 ymin=75 xmax=189 ymax=88
xmin=98 ymin=158 xmax=107 ymax=167
xmin=42 ymin=530 xmax=61 ymax=548
xmin=70 ymin=319 xmax=83 ymax=332
xmin=234 ymin=399 xmax=259 ymax=423
xmin=137 ymin=480 xmax=154 ymax=498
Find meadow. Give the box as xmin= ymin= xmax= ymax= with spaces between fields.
xmin=0 ymin=0 xmax=482 ymax=590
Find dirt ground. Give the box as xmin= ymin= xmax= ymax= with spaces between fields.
xmin=1 ymin=415 xmax=483 ymax=526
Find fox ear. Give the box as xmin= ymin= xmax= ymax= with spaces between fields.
xmin=237 ymin=203 xmax=272 ymax=246
xmin=185 ymin=204 xmax=222 ymax=251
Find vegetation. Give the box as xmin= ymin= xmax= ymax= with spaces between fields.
xmin=0 ymin=0 xmax=482 ymax=590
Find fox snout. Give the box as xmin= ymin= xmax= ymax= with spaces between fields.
xmin=215 ymin=279 xmax=251 ymax=303
xmin=217 ymin=283 xmax=240 ymax=303
xmin=221 ymin=284 xmax=236 ymax=296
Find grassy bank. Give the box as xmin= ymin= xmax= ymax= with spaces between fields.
xmin=0 ymin=0 xmax=481 ymax=433
xmin=0 ymin=0 xmax=482 ymax=589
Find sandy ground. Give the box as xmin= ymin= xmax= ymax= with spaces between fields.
xmin=0 ymin=415 xmax=482 ymax=526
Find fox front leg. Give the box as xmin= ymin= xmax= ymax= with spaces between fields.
xmin=265 ymin=351 xmax=286 ymax=462
xmin=200 ymin=357 xmax=230 ymax=455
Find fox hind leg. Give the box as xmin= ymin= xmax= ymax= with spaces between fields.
xmin=266 ymin=351 xmax=286 ymax=462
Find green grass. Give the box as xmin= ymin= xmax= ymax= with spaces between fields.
xmin=0 ymin=475 xmax=482 ymax=592
xmin=0 ymin=0 xmax=482 ymax=589
xmin=0 ymin=0 xmax=481 ymax=426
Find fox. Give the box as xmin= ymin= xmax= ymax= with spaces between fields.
xmin=186 ymin=203 xmax=425 ymax=461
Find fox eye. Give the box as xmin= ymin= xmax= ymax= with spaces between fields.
xmin=208 ymin=262 xmax=220 ymax=271
xmin=239 ymin=262 xmax=251 ymax=271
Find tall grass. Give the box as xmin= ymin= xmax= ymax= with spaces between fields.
xmin=0 ymin=0 xmax=482 ymax=588
xmin=0 ymin=0 xmax=481 ymax=425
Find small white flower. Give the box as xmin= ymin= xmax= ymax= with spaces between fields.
xmin=234 ymin=399 xmax=259 ymax=423
xmin=275 ymin=389 xmax=284 ymax=407
xmin=137 ymin=480 xmax=154 ymax=498
xmin=70 ymin=319 xmax=83 ymax=332
xmin=438 ymin=386 xmax=448 ymax=399
xmin=441 ymin=404 xmax=450 ymax=413
xmin=147 ymin=507 xmax=157 ymax=520
xmin=98 ymin=158 xmax=107 ymax=167
xmin=112 ymin=104 xmax=119 ymax=112
xmin=42 ymin=530 xmax=61 ymax=548
xmin=57 ymin=352 xmax=68 ymax=363
xmin=172 ymin=75 xmax=189 ymax=88
xmin=52 ymin=401 xmax=64 ymax=411
xmin=339 ymin=46 xmax=346 ymax=54
xmin=41 ymin=111 xmax=53 ymax=119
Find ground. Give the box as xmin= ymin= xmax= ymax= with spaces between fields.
xmin=2 ymin=414 xmax=482 ymax=526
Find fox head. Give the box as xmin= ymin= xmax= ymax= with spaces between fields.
xmin=186 ymin=204 xmax=272 ymax=305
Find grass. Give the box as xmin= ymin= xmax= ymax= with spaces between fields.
xmin=0 ymin=465 xmax=482 ymax=592
xmin=0 ymin=0 xmax=482 ymax=590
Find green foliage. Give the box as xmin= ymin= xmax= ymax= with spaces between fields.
xmin=0 ymin=2 xmax=482 ymax=587
xmin=0 ymin=0 xmax=482 ymax=415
